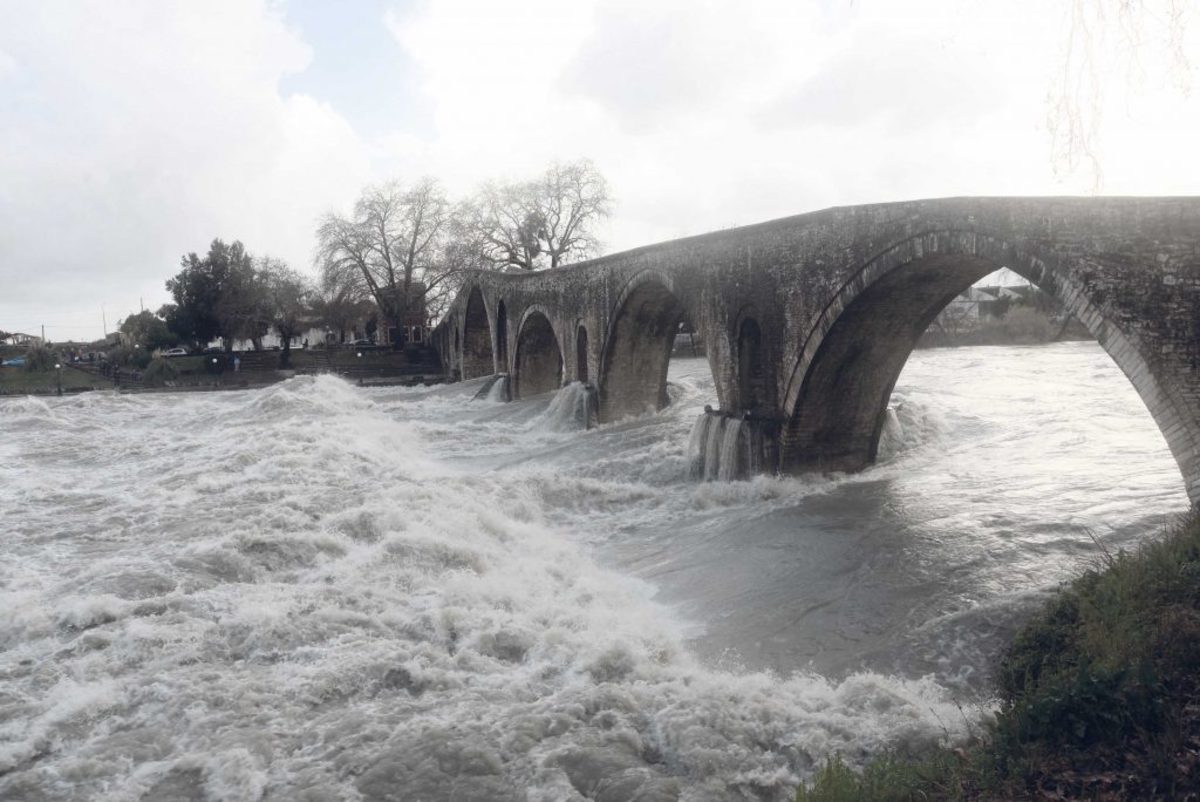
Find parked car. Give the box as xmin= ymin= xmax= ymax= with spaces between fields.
xmin=161 ymin=347 xmax=189 ymax=357
xmin=1 ymin=356 xmax=26 ymax=367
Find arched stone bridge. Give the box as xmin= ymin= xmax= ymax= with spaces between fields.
xmin=430 ymin=197 xmax=1200 ymax=504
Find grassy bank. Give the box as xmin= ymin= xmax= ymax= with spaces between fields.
xmin=0 ymin=365 xmax=113 ymax=394
xmin=797 ymin=511 xmax=1200 ymax=801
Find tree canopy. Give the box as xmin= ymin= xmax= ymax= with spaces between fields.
xmin=259 ymin=257 xmax=312 ymax=364
xmin=163 ymin=239 xmax=315 ymax=351
xmin=463 ymin=159 xmax=611 ymax=271
xmin=162 ymin=239 xmax=255 ymax=350
xmin=118 ymin=310 xmax=175 ymax=352
xmin=316 ymin=178 xmax=455 ymax=338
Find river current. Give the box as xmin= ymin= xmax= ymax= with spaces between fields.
xmin=0 ymin=342 xmax=1188 ymax=801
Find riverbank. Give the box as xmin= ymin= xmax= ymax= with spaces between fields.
xmin=0 ymin=364 xmax=113 ymax=395
xmin=796 ymin=510 xmax=1200 ymax=801
xmin=0 ymin=346 xmax=445 ymax=396
xmin=918 ymin=308 xmax=1093 ymax=349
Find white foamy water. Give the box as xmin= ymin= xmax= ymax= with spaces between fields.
xmin=0 ymin=342 xmax=1189 ymax=800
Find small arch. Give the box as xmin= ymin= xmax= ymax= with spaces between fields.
xmin=496 ymin=299 xmax=509 ymax=373
xmin=598 ymin=272 xmax=691 ymax=422
xmin=513 ymin=308 xmax=563 ymax=399
xmin=737 ymin=316 xmax=768 ymax=412
xmin=576 ymin=324 xmax=590 ymax=383
xmin=461 ymin=286 xmax=493 ymax=380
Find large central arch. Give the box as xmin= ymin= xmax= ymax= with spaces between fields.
xmin=598 ymin=272 xmax=689 ymax=422
xmin=779 ymin=230 xmax=1195 ymax=490
xmin=512 ymin=308 xmax=563 ymax=399
xmin=461 ymin=286 xmax=493 ymax=379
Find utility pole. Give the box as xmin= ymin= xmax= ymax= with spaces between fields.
xmin=41 ymin=324 xmax=45 ymax=343
xmin=102 ymin=305 xmax=107 ymax=338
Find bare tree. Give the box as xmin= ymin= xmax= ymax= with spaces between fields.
xmin=258 ymin=257 xmax=313 ymax=366
xmin=537 ymin=160 xmax=612 ymax=268
xmin=461 ymin=182 xmax=543 ymax=271
xmin=465 ymin=159 xmax=612 ymax=271
xmin=316 ymin=178 xmax=456 ymax=339
xmin=312 ymin=273 xmax=371 ymax=344
xmin=1049 ymin=0 xmax=1191 ymax=188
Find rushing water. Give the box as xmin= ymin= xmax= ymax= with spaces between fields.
xmin=0 ymin=342 xmax=1188 ymax=801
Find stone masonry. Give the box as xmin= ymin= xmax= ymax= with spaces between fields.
xmin=430 ymin=197 xmax=1200 ymax=504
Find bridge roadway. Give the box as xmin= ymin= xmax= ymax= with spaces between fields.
xmin=430 ymin=197 xmax=1200 ymax=504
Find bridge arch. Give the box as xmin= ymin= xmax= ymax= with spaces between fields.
xmin=598 ymin=270 xmax=696 ymax=422
xmin=496 ymin=299 xmax=510 ymax=373
xmin=575 ymin=322 xmax=590 ymax=383
xmin=512 ymin=306 xmax=563 ymax=399
xmin=733 ymin=306 xmax=773 ymax=413
xmin=461 ymin=285 xmax=494 ymax=380
xmin=779 ymin=229 xmax=1198 ymax=500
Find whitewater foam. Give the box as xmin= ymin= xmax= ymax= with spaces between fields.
xmin=0 ymin=344 xmax=1188 ymax=800
xmin=0 ymin=373 xmax=970 ymax=801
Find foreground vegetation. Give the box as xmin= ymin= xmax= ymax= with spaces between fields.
xmin=797 ymin=512 xmax=1200 ymax=801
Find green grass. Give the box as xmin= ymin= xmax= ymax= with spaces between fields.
xmin=796 ymin=512 xmax=1200 ymax=801
xmin=0 ymin=365 xmax=112 ymax=394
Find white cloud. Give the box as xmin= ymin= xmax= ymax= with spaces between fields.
xmin=0 ymin=0 xmax=372 ymax=338
xmin=3 ymin=0 xmax=1198 ymax=340
xmin=0 ymin=46 xmax=15 ymax=80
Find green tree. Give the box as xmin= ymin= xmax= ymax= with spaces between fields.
xmin=216 ymin=260 xmax=271 ymax=351
xmin=118 ymin=310 xmax=175 ymax=352
xmin=163 ymin=239 xmax=256 ymax=351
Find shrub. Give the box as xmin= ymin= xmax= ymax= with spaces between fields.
xmin=994 ymin=306 xmax=1056 ymax=343
xmin=108 ymin=344 xmax=152 ymax=369
xmin=22 ymin=344 xmax=55 ymax=372
xmin=141 ymin=357 xmax=180 ymax=387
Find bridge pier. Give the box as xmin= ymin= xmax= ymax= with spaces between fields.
xmin=688 ymin=407 xmax=780 ymax=481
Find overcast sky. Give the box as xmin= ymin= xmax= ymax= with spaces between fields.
xmin=1 ymin=0 xmax=1197 ymax=341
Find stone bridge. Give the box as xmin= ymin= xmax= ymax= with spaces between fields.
xmin=430 ymin=197 xmax=1200 ymax=504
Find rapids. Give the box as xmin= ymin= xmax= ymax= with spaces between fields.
xmin=0 ymin=341 xmax=1188 ymax=801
